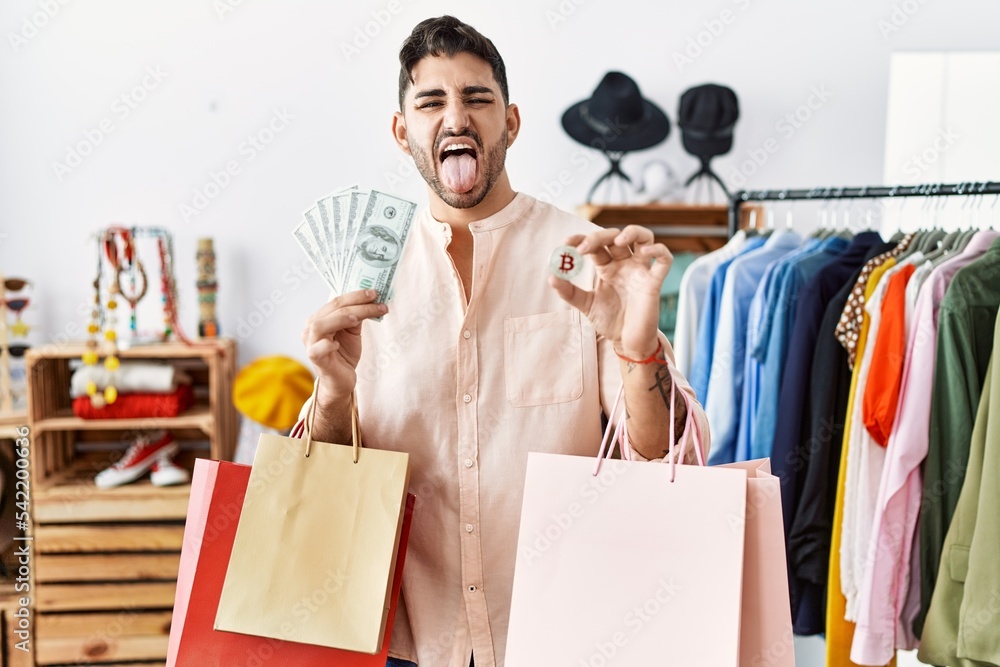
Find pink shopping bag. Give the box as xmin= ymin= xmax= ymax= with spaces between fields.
xmin=506 ymin=382 xmax=792 ymax=666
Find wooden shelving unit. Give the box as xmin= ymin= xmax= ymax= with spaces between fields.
xmin=21 ymin=339 xmax=237 ymax=667
xmin=578 ymin=203 xmax=761 ymax=253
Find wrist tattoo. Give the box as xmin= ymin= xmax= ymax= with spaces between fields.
xmin=649 ymin=364 xmax=686 ymax=440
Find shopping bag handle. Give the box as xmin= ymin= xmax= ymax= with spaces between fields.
xmin=593 ymin=372 xmax=704 ymax=482
xmin=302 ymin=379 xmax=362 ymax=463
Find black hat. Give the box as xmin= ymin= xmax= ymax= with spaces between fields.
xmin=678 ymin=84 xmax=739 ymax=158
xmin=562 ymin=72 xmax=670 ymax=153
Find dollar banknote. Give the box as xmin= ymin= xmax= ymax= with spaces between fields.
xmin=342 ymin=190 xmax=416 ymax=305
xmin=292 ymin=187 xmax=416 ymax=312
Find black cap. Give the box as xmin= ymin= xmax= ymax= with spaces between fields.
xmin=678 ymin=84 xmax=739 ymax=158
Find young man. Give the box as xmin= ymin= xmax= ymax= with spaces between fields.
xmin=300 ymin=16 xmax=709 ymax=667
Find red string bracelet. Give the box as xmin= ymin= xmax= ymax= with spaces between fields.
xmin=615 ymin=340 xmax=669 ymax=365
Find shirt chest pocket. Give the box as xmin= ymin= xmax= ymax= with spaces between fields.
xmin=504 ymin=310 xmax=584 ymax=407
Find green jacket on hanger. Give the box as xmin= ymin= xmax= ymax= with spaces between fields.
xmin=919 ymin=323 xmax=1000 ymax=666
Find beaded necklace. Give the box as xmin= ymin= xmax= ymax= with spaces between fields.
xmin=83 ymin=231 xmax=123 ymax=406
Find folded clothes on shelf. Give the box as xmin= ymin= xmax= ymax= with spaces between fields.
xmin=69 ymin=361 xmax=192 ymax=398
xmin=71 ymin=383 xmax=195 ymax=419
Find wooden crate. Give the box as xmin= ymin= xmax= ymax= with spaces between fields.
xmin=22 ymin=340 xmax=236 ymax=666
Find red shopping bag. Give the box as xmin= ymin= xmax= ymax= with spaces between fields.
xmin=167 ymin=459 xmax=415 ymax=666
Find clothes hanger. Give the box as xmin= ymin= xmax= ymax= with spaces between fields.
xmin=893 ymin=185 xmax=927 ymax=261
xmin=834 ymin=189 xmax=853 ymax=240
xmin=921 ymin=186 xmax=967 ymax=262
xmin=926 ymin=185 xmax=959 ymax=267
xmin=993 ymin=190 xmax=1000 ymax=230
xmin=775 ymin=190 xmax=796 ymax=237
xmin=952 ymin=182 xmax=979 ymax=252
xmin=917 ymin=185 xmax=948 ymax=253
xmin=956 ymin=182 xmax=991 ymax=251
xmin=811 ymin=191 xmax=828 ymax=239
xmin=757 ymin=191 xmax=774 ymax=239
xmin=911 ymin=185 xmax=946 ymax=254
xmin=745 ymin=207 xmax=759 ymax=238
xmin=882 ymin=186 xmax=906 ymax=243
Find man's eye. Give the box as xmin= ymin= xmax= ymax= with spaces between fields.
xmin=419 ymin=101 xmax=443 ymax=109
xmin=468 ymin=98 xmax=491 ymax=104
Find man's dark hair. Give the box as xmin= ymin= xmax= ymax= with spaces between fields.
xmin=398 ymin=15 xmax=509 ymax=110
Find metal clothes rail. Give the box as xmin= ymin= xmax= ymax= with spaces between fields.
xmin=727 ymin=181 xmax=1000 ymax=237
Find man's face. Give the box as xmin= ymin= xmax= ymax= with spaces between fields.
xmin=396 ymin=52 xmax=515 ymax=209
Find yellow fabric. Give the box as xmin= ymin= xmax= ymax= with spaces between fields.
xmin=827 ymin=262 xmax=897 ymax=667
xmin=232 ymin=355 xmax=314 ymax=430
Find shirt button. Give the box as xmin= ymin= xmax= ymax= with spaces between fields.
xmin=468 ymin=585 xmax=477 ymax=593
xmin=463 ymin=330 xmax=471 ymax=339
xmin=465 ymin=523 xmax=474 ymax=533
xmin=463 ymin=394 xmax=472 ymax=403
xmin=464 ymin=458 xmax=473 ymax=468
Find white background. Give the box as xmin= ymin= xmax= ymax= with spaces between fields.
xmin=1 ymin=3 xmax=998 ymax=662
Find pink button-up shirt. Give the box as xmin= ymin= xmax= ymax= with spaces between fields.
xmin=851 ymin=231 xmax=1000 ymax=665
xmin=296 ymin=193 xmax=708 ymax=667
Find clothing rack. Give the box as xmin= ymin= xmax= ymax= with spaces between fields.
xmin=727 ymin=181 xmax=1000 ymax=238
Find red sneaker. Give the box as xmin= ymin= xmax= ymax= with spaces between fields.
xmin=150 ymin=456 xmax=190 ymax=487
xmin=95 ymin=431 xmax=177 ymax=489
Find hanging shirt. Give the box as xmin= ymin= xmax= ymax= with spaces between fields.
xmin=704 ymin=231 xmax=801 ymax=465
xmin=785 ymin=272 xmax=861 ymax=635
xmin=771 ymin=232 xmax=886 ymax=539
xmin=919 ymin=333 xmax=1000 ymax=666
xmin=673 ymin=231 xmax=748 ymax=377
xmin=733 ymin=249 xmax=800 ymax=461
xmin=918 ymin=235 xmax=1000 ymax=639
xmin=849 ymin=230 xmax=998 ymax=660
xmin=735 ymin=238 xmax=826 ymax=462
xmin=749 ymin=236 xmax=849 ymax=461
xmin=688 ymin=235 xmax=767 ymax=403
xmin=835 ymin=234 xmax=916 ymax=369
xmin=905 ymin=259 xmax=934 ymax=328
xmin=824 ymin=263 xmax=899 ymax=667
xmin=839 ymin=259 xmax=896 ymax=623
xmin=861 ymin=262 xmax=919 ymax=446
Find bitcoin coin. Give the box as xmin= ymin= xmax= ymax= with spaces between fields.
xmin=550 ymin=245 xmax=583 ymax=281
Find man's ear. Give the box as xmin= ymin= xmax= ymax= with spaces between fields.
xmin=392 ymin=111 xmax=411 ymax=155
xmin=505 ymin=103 xmax=521 ymax=148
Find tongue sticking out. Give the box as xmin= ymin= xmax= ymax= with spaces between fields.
xmin=440 ymin=153 xmax=477 ymax=193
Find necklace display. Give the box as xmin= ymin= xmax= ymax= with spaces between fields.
xmin=83 ymin=231 xmax=126 ymax=407
xmin=82 ymin=226 xmax=220 ymax=406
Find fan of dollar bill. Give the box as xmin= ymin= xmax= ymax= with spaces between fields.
xmin=293 ymin=186 xmax=417 ymax=305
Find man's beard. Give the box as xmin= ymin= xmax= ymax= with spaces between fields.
xmin=410 ymin=130 xmax=507 ymax=209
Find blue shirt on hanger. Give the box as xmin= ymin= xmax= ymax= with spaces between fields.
xmin=748 ymin=236 xmax=850 ymax=461
xmin=705 ymin=230 xmax=802 ymax=466
xmin=688 ymin=235 xmax=767 ymax=403
xmin=734 ymin=238 xmax=826 ymax=462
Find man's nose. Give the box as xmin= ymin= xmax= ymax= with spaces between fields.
xmin=442 ymin=100 xmax=470 ymax=133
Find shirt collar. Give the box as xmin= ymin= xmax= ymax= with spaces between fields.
xmin=422 ymin=192 xmax=534 ymax=237
xmin=968 ymin=231 xmax=1000 ymax=255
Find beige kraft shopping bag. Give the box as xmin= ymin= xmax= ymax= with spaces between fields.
xmin=215 ymin=393 xmax=410 ymax=653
